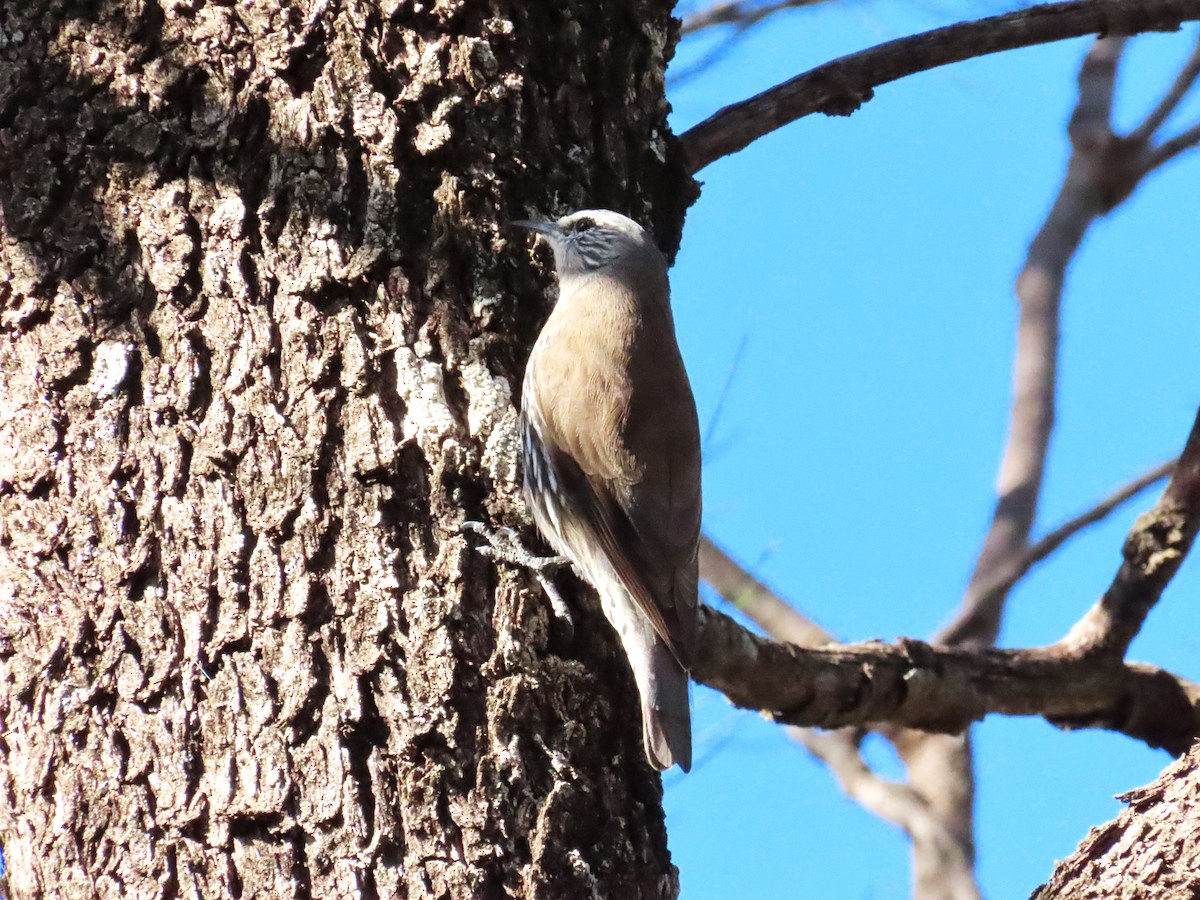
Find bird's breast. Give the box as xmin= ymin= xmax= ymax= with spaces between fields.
xmin=525 ymin=283 xmax=641 ymax=476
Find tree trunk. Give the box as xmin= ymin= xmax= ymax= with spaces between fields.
xmin=0 ymin=1 xmax=695 ymax=896
xmin=1034 ymin=741 xmax=1200 ymax=899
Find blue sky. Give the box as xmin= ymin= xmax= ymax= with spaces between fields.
xmin=662 ymin=5 xmax=1200 ymax=897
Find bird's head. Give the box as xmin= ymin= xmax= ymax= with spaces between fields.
xmin=514 ymin=209 xmax=664 ymax=278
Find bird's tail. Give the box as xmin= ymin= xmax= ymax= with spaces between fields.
xmin=641 ymin=639 xmax=692 ymax=772
xmin=594 ymin=583 xmax=694 ymax=772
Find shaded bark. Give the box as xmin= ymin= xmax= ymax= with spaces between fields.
xmin=0 ymin=1 xmax=695 ymax=897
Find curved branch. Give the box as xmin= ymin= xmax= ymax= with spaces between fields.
xmin=693 ymin=409 xmax=1200 ymax=754
xmin=680 ymin=0 xmax=1200 ymax=173
xmin=695 ymin=608 xmax=1200 ymax=753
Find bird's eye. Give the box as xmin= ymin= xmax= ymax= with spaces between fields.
xmin=567 ymin=217 xmax=596 ymax=234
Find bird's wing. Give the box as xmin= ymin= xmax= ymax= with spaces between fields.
xmin=617 ymin=353 xmax=702 ymax=666
xmin=533 ymin=431 xmax=686 ymax=656
xmin=523 ymin=349 xmax=701 ymax=667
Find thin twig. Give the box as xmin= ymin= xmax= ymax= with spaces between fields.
xmin=1018 ymin=460 xmax=1176 ymax=574
xmin=679 ymin=0 xmax=1200 ymax=173
xmin=941 ymin=459 xmax=1175 ymax=631
xmin=701 ymin=335 xmax=749 ymax=458
xmin=1142 ymin=119 xmax=1200 ymax=172
xmin=1129 ymin=35 xmax=1200 ymax=143
xmin=699 ymin=534 xmax=832 ymax=646
xmin=680 ymin=0 xmax=834 ymax=36
xmin=670 ymin=26 xmax=755 ymax=86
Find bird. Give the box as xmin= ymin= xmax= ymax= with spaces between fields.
xmin=515 ymin=209 xmax=702 ymax=772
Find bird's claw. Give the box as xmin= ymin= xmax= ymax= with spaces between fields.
xmin=461 ymin=521 xmax=574 ymax=638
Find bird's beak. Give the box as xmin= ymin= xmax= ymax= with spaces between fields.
xmin=512 ymin=219 xmax=561 ymax=238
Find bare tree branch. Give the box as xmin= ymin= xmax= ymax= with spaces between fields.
xmin=696 ymin=607 xmax=1200 ymax=752
xmin=680 ymin=0 xmax=835 ymax=36
xmin=694 ymin=408 xmax=1200 ymax=754
xmin=698 ymin=437 xmax=1176 ymax=899
xmin=699 ymin=538 xmax=984 ymax=897
xmin=1142 ymin=118 xmax=1200 ymax=171
xmin=937 ymin=459 xmax=1176 ymax=634
xmin=937 ymin=37 xmax=1127 ymax=649
xmin=1062 ymin=418 xmax=1200 ymax=658
xmin=679 ymin=0 xmax=1200 ymax=174
xmin=1129 ymin=35 xmax=1200 ymax=143
xmin=898 ymin=42 xmax=1130 ymax=888
xmin=700 ymin=458 xmax=1173 ymax=662
xmin=890 ymin=731 xmax=979 ymax=900
xmin=699 ymin=464 xmax=1174 ymax=899
xmin=793 ymin=728 xmax=982 ymax=900
xmin=688 ymin=24 xmax=1200 ymax=898
xmin=699 ymin=534 xmax=832 ymax=646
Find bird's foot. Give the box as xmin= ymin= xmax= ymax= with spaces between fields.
xmin=460 ymin=521 xmax=574 ymax=636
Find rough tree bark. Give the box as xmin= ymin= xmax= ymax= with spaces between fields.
xmin=1035 ymin=741 xmax=1200 ymax=899
xmin=0 ymin=1 xmax=695 ymax=897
